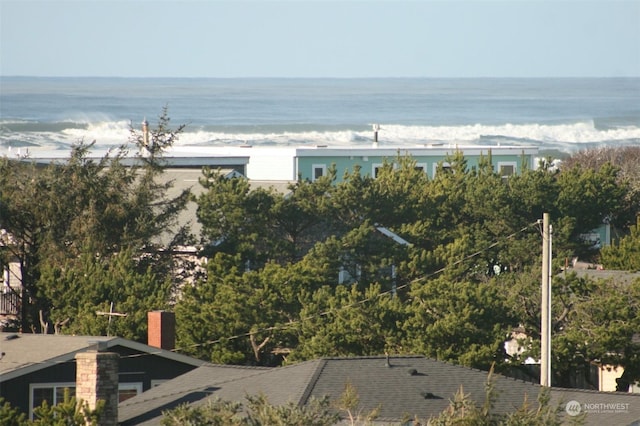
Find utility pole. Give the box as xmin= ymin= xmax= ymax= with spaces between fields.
xmin=540 ymin=213 xmax=552 ymax=386
xmin=142 ymin=118 xmax=150 ymax=148
xmin=372 ymin=124 xmax=380 ymax=147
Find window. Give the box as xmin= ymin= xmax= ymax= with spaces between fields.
xmin=118 ymin=383 xmax=143 ymax=403
xmin=338 ymin=267 xmax=348 ymax=285
xmin=312 ymin=164 xmax=326 ymax=181
xmin=338 ymin=265 xmax=361 ymax=284
xmin=415 ymin=163 xmax=427 ymax=175
xmin=498 ymin=162 xmax=516 ymax=178
xmin=30 ymin=382 xmax=142 ymax=419
xmin=372 ymin=164 xmax=383 ymax=178
xmin=30 ymin=383 xmax=75 ymax=420
xmin=433 ymin=162 xmax=451 ymax=177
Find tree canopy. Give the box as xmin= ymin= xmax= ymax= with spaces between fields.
xmin=175 ymin=147 xmax=640 ymax=390
xmin=2 ymin=120 xmax=639 ymax=391
xmin=0 ymin=108 xmax=189 ymax=338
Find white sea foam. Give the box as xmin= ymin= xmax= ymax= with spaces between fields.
xmin=2 ymin=120 xmax=639 ymax=153
xmin=2 ymin=77 xmax=638 ymax=155
xmin=176 ymin=121 xmax=640 ymax=151
xmin=372 ymin=121 xmax=640 ymax=144
xmin=61 ymin=120 xmax=131 ymax=145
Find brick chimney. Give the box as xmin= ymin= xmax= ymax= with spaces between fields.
xmin=147 ymin=310 xmax=176 ymax=350
xmin=75 ymin=344 xmax=119 ymax=426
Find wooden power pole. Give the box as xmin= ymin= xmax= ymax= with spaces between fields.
xmin=540 ymin=213 xmax=552 ymax=386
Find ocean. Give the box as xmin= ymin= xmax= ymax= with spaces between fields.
xmin=1 ymin=77 xmax=639 ymax=156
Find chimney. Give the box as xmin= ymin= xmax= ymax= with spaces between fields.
xmin=75 ymin=344 xmax=119 ymax=426
xmin=148 ymin=310 xmax=176 ymax=350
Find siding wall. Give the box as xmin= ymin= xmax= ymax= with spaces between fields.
xmin=296 ymin=151 xmax=534 ymax=182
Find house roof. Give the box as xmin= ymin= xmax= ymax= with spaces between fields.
xmin=119 ymin=355 xmax=640 ymax=425
xmin=249 ymin=180 xmax=296 ymax=194
xmin=0 ymin=332 xmax=206 ymax=382
xmin=21 ymin=147 xmax=251 ymax=168
xmin=288 ymin=145 xmax=539 ymax=158
xmin=549 ymin=387 xmax=640 ymax=425
xmin=193 ymin=144 xmax=538 ymax=158
xmin=118 ymin=363 xmax=272 ymax=425
xmin=568 ymin=269 xmax=640 ymax=285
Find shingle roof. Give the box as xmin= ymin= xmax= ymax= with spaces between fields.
xmin=0 ymin=332 xmax=205 ymax=382
xmin=301 ymin=356 xmax=541 ymax=422
xmin=118 ymin=363 xmax=272 ymax=425
xmin=549 ymin=387 xmax=640 ymax=426
xmin=120 ymin=355 xmax=640 ymax=425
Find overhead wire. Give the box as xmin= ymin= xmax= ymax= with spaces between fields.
xmin=144 ymin=219 xmax=542 ymax=358
xmin=2 ymin=220 xmax=541 ymax=366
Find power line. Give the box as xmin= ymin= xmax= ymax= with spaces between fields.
xmin=169 ymin=220 xmax=541 ymax=355
xmin=3 ymin=220 xmax=540 ymax=366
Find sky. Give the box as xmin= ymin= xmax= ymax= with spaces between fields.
xmin=1 ymin=0 xmax=639 ymax=78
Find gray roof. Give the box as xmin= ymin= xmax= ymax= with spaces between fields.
xmin=0 ymin=332 xmax=206 ymax=382
xmin=118 ymin=363 xmax=271 ymax=425
xmin=22 ymin=148 xmax=250 ymax=169
xmin=567 ymin=269 xmax=640 ymax=285
xmin=249 ymin=179 xmax=295 ymax=194
xmin=118 ymin=355 xmax=640 ymax=425
xmin=549 ymin=387 xmax=640 ymax=426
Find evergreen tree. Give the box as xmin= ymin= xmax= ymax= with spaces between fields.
xmin=291 ymin=283 xmax=405 ymax=362
xmin=600 ymin=215 xmax=640 ymax=271
xmin=0 ymin=397 xmax=28 ymax=426
xmin=403 ymin=276 xmax=516 ymax=370
xmin=182 ymin=147 xmax=639 ymax=380
xmin=0 ymin=108 xmax=189 ymax=335
xmin=38 ymin=248 xmax=172 ymax=338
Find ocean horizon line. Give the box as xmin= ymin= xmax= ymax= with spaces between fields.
xmin=2 ymin=75 xmax=639 ymax=81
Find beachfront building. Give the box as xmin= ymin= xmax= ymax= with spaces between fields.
xmin=169 ymin=144 xmax=538 ymax=182
xmin=4 ymin=143 xmax=538 ymax=252
xmin=5 ymin=143 xmax=537 ymax=248
xmin=14 ymin=143 xmax=538 ymax=185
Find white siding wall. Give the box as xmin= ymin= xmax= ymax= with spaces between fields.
xmin=246 ymin=148 xmax=297 ymax=180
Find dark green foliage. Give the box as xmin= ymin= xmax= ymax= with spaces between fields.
xmin=557 ymin=163 xmax=629 ymax=239
xmin=197 ymin=170 xmax=277 ymax=264
xmin=503 ymin=268 xmax=640 ymax=388
xmin=600 ymin=215 xmax=640 ymax=271
xmin=291 ymin=283 xmax=405 ymax=362
xmin=38 ymin=248 xmax=172 ymax=338
xmin=0 ymin=109 xmax=188 ymax=337
xmin=403 ymin=277 xmax=516 ymax=369
xmin=180 ymin=146 xmax=640 ymax=392
xmin=176 ymin=255 xmax=311 ymax=365
xmin=4 ymin=114 xmax=639 ymax=391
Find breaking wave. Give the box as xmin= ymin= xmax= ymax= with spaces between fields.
xmin=1 ymin=119 xmax=639 ymax=154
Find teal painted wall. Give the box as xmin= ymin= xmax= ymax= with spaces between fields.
xmin=297 ymin=152 xmax=532 ymax=182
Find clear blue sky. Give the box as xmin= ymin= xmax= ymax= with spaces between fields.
xmin=1 ymin=0 xmax=639 ymax=78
